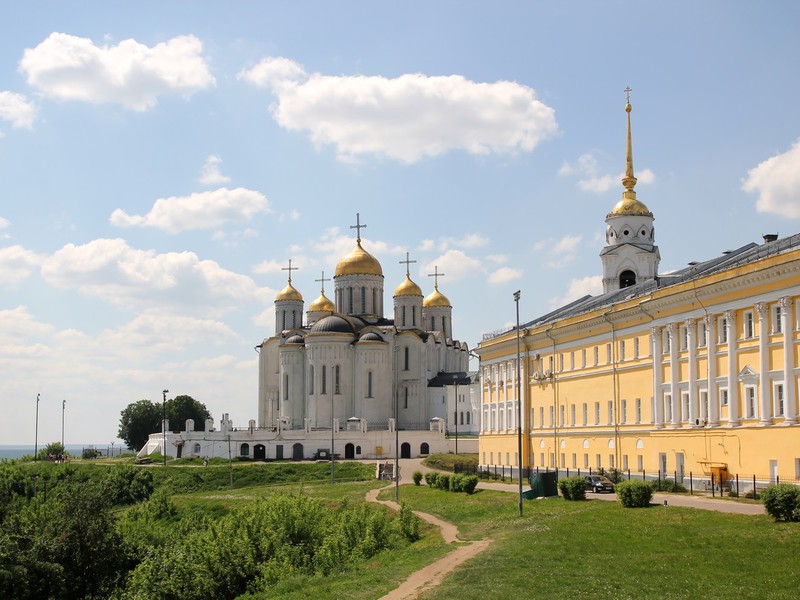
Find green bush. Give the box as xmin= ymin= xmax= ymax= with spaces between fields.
xmin=436 ymin=474 xmax=451 ymax=491
xmin=616 ymin=480 xmax=653 ymax=508
xmin=604 ymin=468 xmax=625 ymax=484
xmin=557 ymin=476 xmax=587 ymax=501
xmin=762 ymin=484 xmax=800 ymax=521
xmin=653 ymin=478 xmax=687 ymax=493
xmin=412 ymin=471 xmax=423 ymax=486
xmin=462 ymin=475 xmax=479 ymax=495
xmin=450 ymin=473 xmax=464 ymax=492
xmin=424 ymin=472 xmax=439 ymax=487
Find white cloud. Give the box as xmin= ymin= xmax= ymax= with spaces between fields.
xmin=198 ymin=154 xmax=231 ymax=185
xmin=40 ymin=238 xmax=271 ymax=314
xmin=549 ymin=275 xmax=603 ymax=309
xmin=110 ymin=187 xmax=270 ymax=233
xmin=534 ymin=234 xmax=583 ymax=268
xmin=0 ymin=91 xmax=36 ymax=128
xmin=743 ymin=139 xmax=800 ymax=218
xmin=422 ymin=249 xmax=481 ymax=282
xmin=560 ymin=152 xmax=655 ymax=193
xmin=488 ymin=266 xmax=523 ymax=284
xmin=19 ymin=33 xmax=215 ymax=111
xmin=239 ymin=57 xmax=557 ymax=163
xmin=0 ymin=245 xmax=42 ymax=284
xmin=252 ymin=259 xmax=285 ymax=275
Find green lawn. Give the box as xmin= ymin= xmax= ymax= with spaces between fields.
xmin=380 ymin=486 xmax=800 ymax=599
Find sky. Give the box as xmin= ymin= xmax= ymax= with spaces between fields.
xmin=2 ymin=1 xmax=800 ymax=446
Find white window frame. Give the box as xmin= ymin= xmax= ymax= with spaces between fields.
xmin=745 ymin=386 xmax=757 ymax=419
xmin=775 ymin=383 xmax=785 ymax=417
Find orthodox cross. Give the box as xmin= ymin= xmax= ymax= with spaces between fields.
xmin=399 ymin=252 xmax=417 ymax=277
xmin=428 ymin=265 xmax=445 ymax=289
xmin=350 ymin=213 xmax=367 ymax=242
xmin=282 ymin=259 xmax=297 ymax=283
xmin=315 ymin=271 xmax=330 ymax=294
xmin=624 ymin=85 xmax=632 ymax=103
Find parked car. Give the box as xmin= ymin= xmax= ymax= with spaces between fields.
xmin=585 ymin=475 xmax=615 ymax=493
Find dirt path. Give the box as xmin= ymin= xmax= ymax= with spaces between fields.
xmin=365 ymin=485 xmax=492 ymax=600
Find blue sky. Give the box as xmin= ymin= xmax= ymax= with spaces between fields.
xmin=2 ymin=2 xmax=799 ymax=445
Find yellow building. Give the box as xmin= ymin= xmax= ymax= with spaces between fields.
xmin=477 ymin=99 xmax=800 ymax=486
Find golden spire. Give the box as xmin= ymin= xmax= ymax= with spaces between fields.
xmin=621 ymin=86 xmax=637 ymax=196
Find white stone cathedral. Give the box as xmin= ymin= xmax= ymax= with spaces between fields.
xmin=253 ymin=215 xmax=476 ymax=459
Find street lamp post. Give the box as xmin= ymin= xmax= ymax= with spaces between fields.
xmin=453 ymin=375 xmax=459 ymax=455
xmin=162 ymin=389 xmax=169 ymax=467
xmin=514 ymin=290 xmax=523 ymax=517
xmin=331 ymin=387 xmax=335 ymax=484
xmin=61 ymin=399 xmax=66 ymax=454
xmin=34 ymin=393 xmax=40 ymax=462
xmin=395 ymin=382 xmax=400 ymax=502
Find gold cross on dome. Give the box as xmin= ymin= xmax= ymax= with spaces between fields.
xmin=624 ymin=86 xmax=632 ymax=103
xmin=315 ymin=271 xmax=330 ymax=293
xmin=282 ymin=259 xmax=297 ymax=283
xmin=399 ymin=252 xmax=417 ymax=277
xmin=350 ymin=213 xmax=367 ymax=242
xmin=428 ymin=265 xmax=445 ymax=289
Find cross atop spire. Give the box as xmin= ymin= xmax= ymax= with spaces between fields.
xmin=399 ymin=252 xmax=417 ymax=277
xmin=315 ymin=271 xmax=330 ymax=294
xmin=282 ymin=259 xmax=298 ymax=283
xmin=350 ymin=213 xmax=367 ymax=243
xmin=428 ymin=265 xmax=445 ymax=289
xmin=624 ymin=85 xmax=632 ymax=104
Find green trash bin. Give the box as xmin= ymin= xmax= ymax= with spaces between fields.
xmin=528 ymin=471 xmax=559 ymax=498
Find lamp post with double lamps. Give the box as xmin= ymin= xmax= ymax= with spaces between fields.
xmin=162 ymin=389 xmax=169 ymax=467
xmin=34 ymin=393 xmax=40 ymax=462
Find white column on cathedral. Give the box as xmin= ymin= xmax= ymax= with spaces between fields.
xmin=725 ymin=310 xmax=739 ymax=426
xmin=756 ymin=302 xmax=771 ymax=425
xmin=781 ymin=296 xmax=797 ymax=424
xmin=667 ymin=323 xmax=680 ymax=427
xmin=686 ymin=318 xmax=698 ymax=426
xmin=706 ymin=315 xmax=719 ymax=426
xmin=652 ymin=327 xmax=664 ymax=428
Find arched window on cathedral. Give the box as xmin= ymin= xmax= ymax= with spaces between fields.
xmin=466 ymin=412 xmax=471 ymax=425
xmin=402 ymin=305 xmax=406 ymax=326
xmin=348 ymin=288 xmax=353 ymax=313
xmin=283 ymin=374 xmax=289 ymax=400
xmin=334 ymin=365 xmax=341 ymax=394
xmin=367 ymin=371 xmax=373 ymax=398
xmin=404 ymin=347 xmax=409 ymax=371
xmin=308 ymin=365 xmax=314 ymax=395
xmin=619 ymin=270 xmax=636 ymax=288
xmin=412 ymin=306 xmax=417 ymax=326
xmin=282 ymin=311 xmax=286 ymax=331
xmin=321 ymin=366 xmax=327 ymax=394
xmin=361 ymin=287 xmax=366 ymax=313
xmin=404 ymin=387 xmax=409 ymax=409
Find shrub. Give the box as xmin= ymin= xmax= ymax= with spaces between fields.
xmin=654 ymin=478 xmax=687 ymax=493
xmin=424 ymin=472 xmax=439 ymax=487
xmin=462 ymin=475 xmax=479 ymax=495
xmin=436 ymin=474 xmax=450 ymax=491
xmin=558 ymin=476 xmax=587 ymax=501
xmin=616 ymin=480 xmax=653 ymax=508
xmin=761 ymin=484 xmax=800 ymax=521
xmin=398 ymin=502 xmax=421 ymax=540
xmin=450 ymin=473 xmax=464 ymax=492
xmin=604 ymin=468 xmax=625 ymax=484
xmin=412 ymin=471 xmax=423 ymax=486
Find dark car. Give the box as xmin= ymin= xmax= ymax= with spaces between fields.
xmin=585 ymin=475 xmax=615 ymax=493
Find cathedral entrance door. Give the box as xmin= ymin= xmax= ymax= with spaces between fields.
xmin=292 ymin=443 xmax=304 ymax=461
xmin=401 ymin=442 xmax=411 ymax=459
xmin=254 ymin=444 xmax=266 ymax=460
xmin=345 ymin=443 xmax=355 ymax=459
xmin=276 ymin=445 xmax=284 ymax=460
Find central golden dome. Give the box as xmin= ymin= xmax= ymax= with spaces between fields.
xmin=394 ymin=275 xmax=422 ymax=297
xmin=276 ymin=281 xmax=303 ymax=302
xmin=423 ymin=286 xmax=451 ymax=308
xmin=608 ymin=197 xmax=652 ymax=218
xmin=335 ymin=241 xmax=383 ymax=277
xmin=308 ymin=292 xmax=335 ymax=313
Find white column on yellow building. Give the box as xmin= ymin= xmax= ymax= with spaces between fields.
xmin=756 ymin=302 xmax=771 ymax=425
xmin=781 ymin=296 xmax=796 ymax=424
xmin=725 ymin=310 xmax=739 ymax=426
xmin=652 ymin=326 xmax=664 ymax=428
xmin=706 ymin=315 xmax=719 ymax=426
xmin=667 ymin=322 xmax=680 ymax=427
xmin=687 ymin=318 xmax=698 ymax=426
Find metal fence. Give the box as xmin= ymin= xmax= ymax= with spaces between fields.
xmin=456 ymin=463 xmax=800 ymax=497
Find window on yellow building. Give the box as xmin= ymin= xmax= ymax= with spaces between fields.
xmin=594 ymin=346 xmax=599 ymax=366
xmin=570 ymin=351 xmax=575 ymax=370
xmin=582 ymin=403 xmax=588 ymax=426
xmin=620 ymin=340 xmax=625 ymax=361
xmin=776 ymin=384 xmax=785 ymax=416
xmin=720 ymin=388 xmax=728 ymax=406
xmin=699 ymin=322 xmax=707 ymax=347
xmin=719 ymin=317 xmax=728 ymax=343
xmin=744 ymin=311 xmax=755 ymax=338
xmin=637 ymin=455 xmax=643 ymax=471
xmin=596 ymin=454 xmax=602 ymax=468
xmin=623 ymin=454 xmax=629 ymax=470
xmin=746 ymin=387 xmax=757 ymax=418
xmin=584 ymin=453 xmax=589 ymax=468
xmin=774 ymin=304 xmax=783 ymax=333
xmin=539 ymin=407 xmax=544 ymax=429
xmin=581 ymin=349 xmax=587 ymax=368
xmin=634 ymin=337 xmax=640 ymax=358
xmin=572 ymin=453 xmax=577 ymax=468
xmin=607 ymin=401 xmax=613 ymax=425
xmin=621 ymin=399 xmax=627 ymax=424
xmin=570 ymin=404 xmax=576 ymax=426
xmin=606 ymin=343 xmax=611 ymax=364
xmin=594 ymin=402 xmax=600 ymax=425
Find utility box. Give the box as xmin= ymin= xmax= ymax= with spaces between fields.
xmin=529 ymin=471 xmax=559 ymax=498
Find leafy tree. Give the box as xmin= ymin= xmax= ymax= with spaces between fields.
xmin=118 ymin=396 xmax=211 ymax=451
xmin=166 ymin=395 xmax=211 ymax=432
xmin=36 ymin=442 xmax=65 ymax=461
xmin=118 ymin=400 xmax=161 ymax=451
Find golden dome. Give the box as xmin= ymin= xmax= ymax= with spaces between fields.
xmin=308 ymin=292 xmax=335 ymax=313
xmin=608 ymin=197 xmax=652 ymax=218
xmin=423 ymin=286 xmax=451 ymax=308
xmin=335 ymin=241 xmax=383 ymax=277
xmin=394 ymin=275 xmax=422 ymax=297
xmin=276 ymin=281 xmax=303 ymax=302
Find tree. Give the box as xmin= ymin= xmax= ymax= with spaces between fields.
xmin=118 ymin=400 xmax=161 ymax=451
xmin=166 ymin=395 xmax=211 ymax=432
xmin=118 ymin=395 xmax=211 ymax=451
